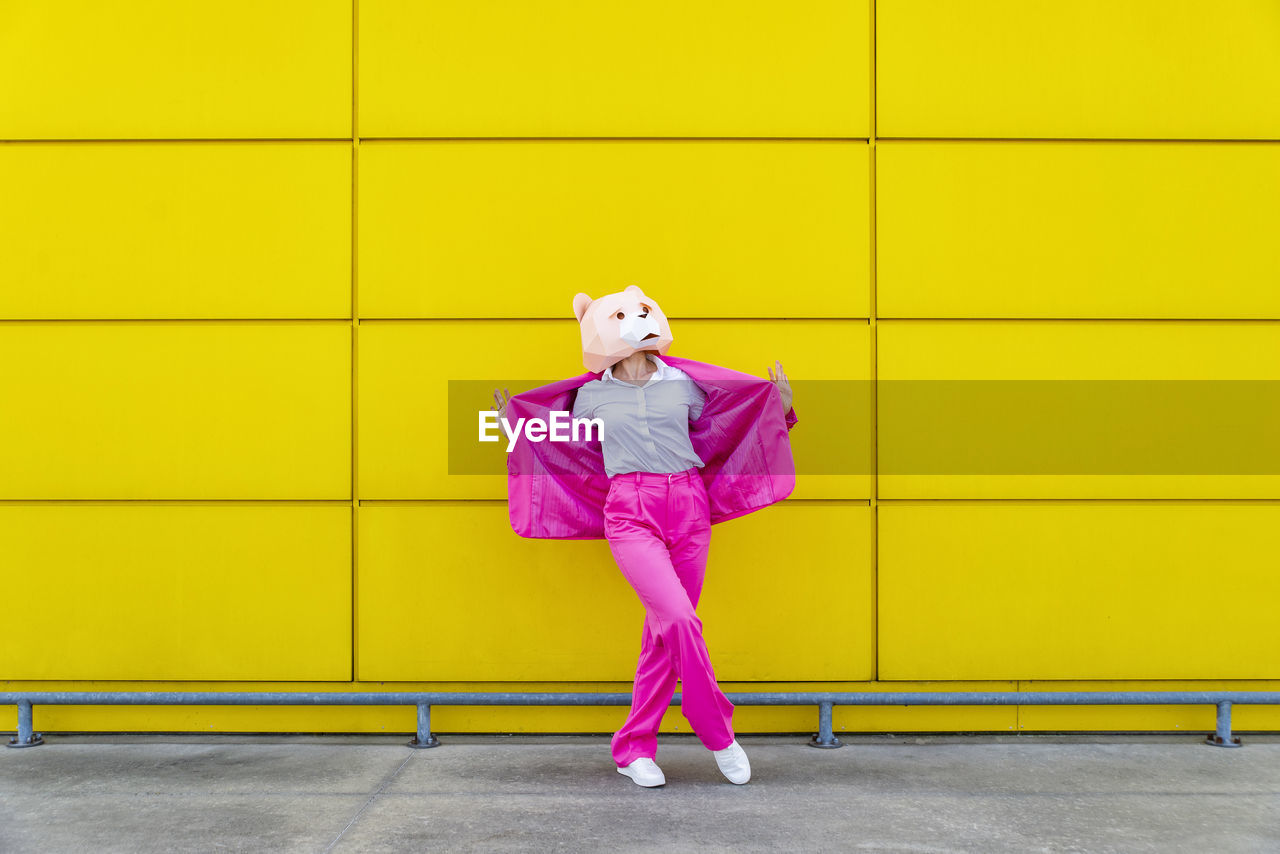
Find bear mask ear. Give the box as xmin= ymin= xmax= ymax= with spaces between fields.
xmin=623 ymin=284 xmax=645 ymax=298
xmin=572 ymin=292 xmax=593 ymax=322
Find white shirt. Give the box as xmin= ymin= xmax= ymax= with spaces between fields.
xmin=571 ymin=354 xmax=707 ymax=478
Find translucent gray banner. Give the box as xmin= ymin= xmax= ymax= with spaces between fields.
xmin=449 ymin=379 xmax=1280 ymax=475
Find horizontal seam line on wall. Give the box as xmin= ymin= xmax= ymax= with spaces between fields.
xmin=875 ymin=137 xmax=1280 ymax=144
xmin=8 ymin=137 xmax=1280 ymax=144
xmin=0 ymin=317 xmax=877 ymax=323
xmin=0 ymin=138 xmax=353 ymax=144
xmin=5 ymin=318 xmax=1279 ymax=323
xmin=0 ymin=136 xmax=875 ymax=144
xmin=874 ymin=317 xmax=1280 ymax=323
xmin=6 ymin=499 xmax=1280 ymax=506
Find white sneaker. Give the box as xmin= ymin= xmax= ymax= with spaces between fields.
xmin=617 ymin=757 xmax=666 ymax=787
xmin=712 ymin=739 xmax=751 ymax=784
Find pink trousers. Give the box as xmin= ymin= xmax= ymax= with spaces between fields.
xmin=604 ymin=467 xmax=736 ymax=768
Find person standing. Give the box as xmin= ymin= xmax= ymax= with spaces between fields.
xmin=493 ymin=285 xmax=796 ymax=787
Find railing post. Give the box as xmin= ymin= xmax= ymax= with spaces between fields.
xmin=808 ymin=700 xmax=844 ymax=749
xmin=1205 ymin=700 xmax=1242 ymax=748
xmin=5 ymin=699 xmax=44 ymax=748
xmin=407 ymin=702 xmax=440 ymax=748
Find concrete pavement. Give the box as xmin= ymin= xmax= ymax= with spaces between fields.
xmin=2 ymin=733 xmax=1278 ymax=853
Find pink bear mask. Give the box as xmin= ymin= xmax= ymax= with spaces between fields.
xmin=573 ymin=285 xmax=675 ymax=373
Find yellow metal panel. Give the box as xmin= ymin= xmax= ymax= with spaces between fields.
xmin=358 ymin=0 xmax=870 ymax=138
xmin=0 ymin=0 xmax=351 ymax=140
xmin=358 ymin=319 xmax=870 ymax=500
xmin=356 ymin=501 xmax=871 ymax=682
xmin=877 ymin=321 xmax=1280 ymax=498
xmin=878 ymin=321 xmax=1280 ymax=381
xmin=0 ymin=322 xmax=351 ymax=498
xmin=676 ymin=321 xmax=873 ymax=500
xmin=357 ymin=503 xmax=642 ymax=681
xmin=879 ymin=504 xmax=1280 ymax=681
xmin=876 ymin=0 xmax=1280 ymax=139
xmin=356 ymin=320 xmax=573 ymax=502
xmin=0 ymin=505 xmax=351 ymax=680
xmin=702 ymin=501 xmax=873 ymax=681
xmin=1017 ymin=681 xmax=1280 ymax=732
xmin=357 ymin=141 xmax=871 ymax=320
xmin=877 ymin=142 xmax=1280 ymax=319
xmin=0 ymin=142 xmax=351 ymax=319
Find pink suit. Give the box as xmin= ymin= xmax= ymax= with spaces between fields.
xmin=503 ymin=356 xmax=798 ymax=765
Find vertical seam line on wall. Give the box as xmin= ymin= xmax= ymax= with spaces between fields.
xmin=351 ymin=0 xmax=360 ymax=684
xmin=869 ymin=0 xmax=879 ymax=687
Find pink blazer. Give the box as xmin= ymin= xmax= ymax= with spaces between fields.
xmin=505 ymin=355 xmax=798 ymax=539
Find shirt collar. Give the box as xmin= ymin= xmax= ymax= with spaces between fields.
xmin=602 ymin=353 xmax=666 ymax=385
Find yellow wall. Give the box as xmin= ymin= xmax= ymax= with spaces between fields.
xmin=3 ymin=0 xmax=1278 ymax=736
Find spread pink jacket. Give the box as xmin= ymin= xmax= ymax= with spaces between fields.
xmin=505 ymin=355 xmax=798 ymax=539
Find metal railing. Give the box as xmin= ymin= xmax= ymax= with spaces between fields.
xmin=5 ymin=690 xmax=1279 ymax=749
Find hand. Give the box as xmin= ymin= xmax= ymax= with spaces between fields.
xmin=491 ymin=387 xmax=513 ymax=440
xmin=767 ymin=360 xmax=792 ymax=412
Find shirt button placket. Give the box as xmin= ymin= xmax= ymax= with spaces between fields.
xmin=637 ymin=387 xmax=658 ymax=458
